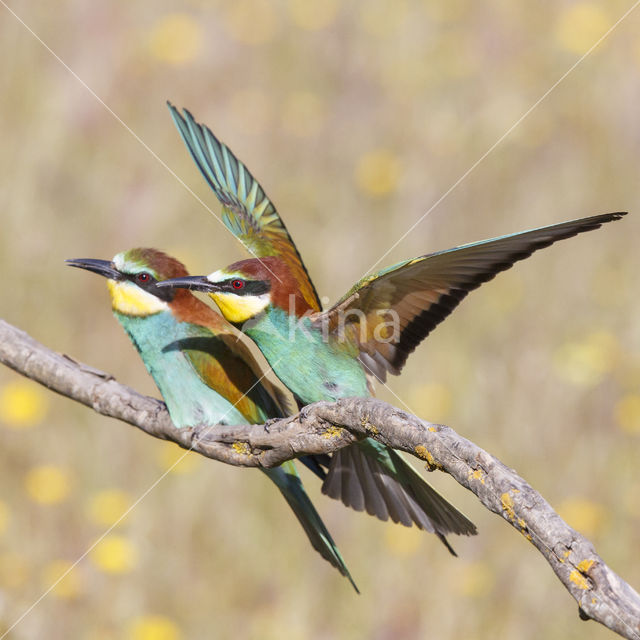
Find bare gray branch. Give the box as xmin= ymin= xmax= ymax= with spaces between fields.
xmin=0 ymin=318 xmax=638 ymax=638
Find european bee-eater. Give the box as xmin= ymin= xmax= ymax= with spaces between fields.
xmin=164 ymin=105 xmax=479 ymax=551
xmin=163 ymin=104 xmax=625 ymax=552
xmin=66 ymin=248 xmax=357 ymax=590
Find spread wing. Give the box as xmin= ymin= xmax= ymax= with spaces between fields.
xmin=168 ymin=103 xmax=321 ymax=311
xmin=316 ymin=212 xmax=626 ymax=382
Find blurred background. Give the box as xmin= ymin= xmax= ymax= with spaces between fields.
xmin=1 ymin=1 xmax=639 ymax=638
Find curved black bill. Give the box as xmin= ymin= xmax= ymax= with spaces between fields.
xmin=156 ymin=275 xmax=219 ymax=293
xmin=66 ymin=258 xmax=122 ymax=280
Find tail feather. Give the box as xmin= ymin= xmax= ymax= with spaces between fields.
xmin=264 ymin=462 xmax=359 ymax=592
xmin=322 ymin=441 xmax=476 ymax=554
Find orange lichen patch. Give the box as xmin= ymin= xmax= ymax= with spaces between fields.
xmin=516 ymin=518 xmax=532 ymax=541
xmin=569 ymin=559 xmax=595 ymax=590
xmin=428 ymin=426 xmax=436 ymax=432
xmin=414 ymin=446 xmax=443 ymax=470
xmin=577 ymin=559 xmax=595 ymax=573
xmin=569 ymin=570 xmax=590 ymax=590
xmin=232 ymin=442 xmax=252 ymax=455
xmin=415 ymin=445 xmax=429 ymax=459
xmin=322 ymin=425 xmax=343 ymax=439
xmin=501 ymin=491 xmax=520 ymax=522
xmin=361 ymin=417 xmax=378 ymax=435
xmin=468 ymin=469 xmax=485 ymax=484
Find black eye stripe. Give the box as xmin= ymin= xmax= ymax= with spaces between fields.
xmin=222 ymin=279 xmax=270 ymax=296
xmin=125 ymin=272 xmax=175 ymax=302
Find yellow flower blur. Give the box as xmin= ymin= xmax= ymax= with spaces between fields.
xmin=557 ymin=498 xmax=608 ymax=538
xmin=555 ymin=4 xmax=610 ymax=55
xmin=128 ymin=615 xmax=182 ymax=640
xmin=553 ymin=331 xmax=618 ymax=387
xmin=0 ymin=379 xmax=48 ymax=429
xmin=0 ymin=500 xmax=9 ymax=535
xmin=383 ymin=520 xmax=423 ymax=556
xmin=0 ymin=553 xmax=29 ymax=589
xmin=615 ymin=394 xmax=640 ymax=435
xmin=408 ymin=382 xmax=452 ymax=422
xmin=42 ymin=560 xmax=82 ymax=599
xmin=86 ymin=489 xmax=132 ymax=528
xmin=224 ymin=0 xmax=278 ymax=46
xmin=288 ymin=0 xmax=339 ymax=31
xmin=457 ymin=562 xmax=494 ymax=598
xmin=281 ymin=91 xmax=326 ymax=138
xmin=157 ymin=442 xmax=202 ymax=474
xmin=90 ymin=535 xmax=138 ymax=574
xmin=147 ymin=14 xmax=203 ymax=65
xmin=25 ymin=465 xmax=72 ymax=505
xmin=355 ymin=149 xmax=402 ymax=197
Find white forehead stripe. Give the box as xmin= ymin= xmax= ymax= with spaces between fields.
xmin=207 ymin=269 xmax=240 ymax=283
xmin=113 ymin=253 xmax=125 ymax=271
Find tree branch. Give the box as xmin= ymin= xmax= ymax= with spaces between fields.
xmin=0 ymin=318 xmax=638 ymax=638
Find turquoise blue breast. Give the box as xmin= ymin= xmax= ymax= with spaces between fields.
xmin=115 ymin=311 xmax=248 ymax=427
xmin=244 ymin=307 xmax=369 ymax=404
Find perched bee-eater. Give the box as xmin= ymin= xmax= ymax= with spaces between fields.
xmin=163 ymin=104 xmax=625 ymax=552
xmin=67 ymin=248 xmax=357 ymax=591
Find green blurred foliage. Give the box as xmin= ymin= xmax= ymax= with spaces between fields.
xmin=1 ymin=1 xmax=639 ymax=638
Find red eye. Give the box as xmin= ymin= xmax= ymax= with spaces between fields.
xmin=231 ymin=279 xmax=244 ymax=290
xmin=137 ymin=273 xmax=151 ymax=283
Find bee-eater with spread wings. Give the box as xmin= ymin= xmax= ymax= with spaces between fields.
xmin=162 ymin=104 xmax=626 ymax=553
xmin=67 ymin=248 xmax=357 ymax=591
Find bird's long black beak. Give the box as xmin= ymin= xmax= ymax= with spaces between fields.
xmin=156 ymin=275 xmax=220 ymax=293
xmin=65 ymin=258 xmax=122 ymax=280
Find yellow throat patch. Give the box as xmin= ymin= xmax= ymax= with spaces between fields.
xmin=210 ymin=291 xmax=268 ymax=324
xmin=107 ymin=280 xmax=168 ymax=316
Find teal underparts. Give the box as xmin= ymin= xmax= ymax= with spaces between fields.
xmin=115 ymin=310 xmax=248 ymax=427
xmin=244 ymin=306 xmax=369 ymax=403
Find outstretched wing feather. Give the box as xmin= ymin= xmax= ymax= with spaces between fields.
xmin=169 ymin=103 xmax=322 ymax=311
xmin=317 ymin=212 xmax=626 ymax=381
